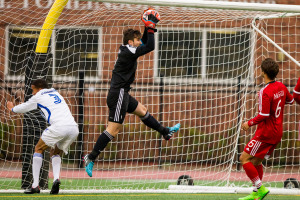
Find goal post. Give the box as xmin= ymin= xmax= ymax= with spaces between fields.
xmin=0 ymin=0 xmax=300 ymax=194
xmin=35 ymin=0 xmax=69 ymax=54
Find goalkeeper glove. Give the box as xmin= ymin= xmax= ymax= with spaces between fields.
xmin=141 ymin=9 xmax=160 ymax=30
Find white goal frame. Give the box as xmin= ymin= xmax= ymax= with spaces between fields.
xmin=88 ymin=0 xmax=300 ymax=13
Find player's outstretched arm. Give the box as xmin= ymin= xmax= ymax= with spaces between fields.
xmin=9 ymin=96 xmax=38 ymax=113
xmin=140 ymin=27 xmax=148 ymax=45
xmin=135 ymin=9 xmax=160 ymax=57
xmin=140 ymin=8 xmax=158 ymax=45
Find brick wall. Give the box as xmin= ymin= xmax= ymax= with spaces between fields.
xmin=0 ymin=0 xmax=299 ymax=163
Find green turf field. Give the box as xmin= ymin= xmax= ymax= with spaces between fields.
xmin=1 ymin=178 xmax=298 ymax=200
xmin=0 ymin=178 xmax=285 ymax=190
xmin=0 ymin=193 xmax=299 ymax=200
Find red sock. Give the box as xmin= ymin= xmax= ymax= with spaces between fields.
xmin=243 ymin=162 xmax=262 ymax=188
xmin=255 ymin=164 xmax=263 ymax=181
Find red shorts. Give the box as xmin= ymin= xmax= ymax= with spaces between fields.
xmin=244 ymin=139 xmax=278 ymax=159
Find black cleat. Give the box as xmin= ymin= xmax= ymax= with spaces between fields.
xmin=50 ymin=179 xmax=61 ymax=194
xmin=24 ymin=186 xmax=40 ymax=194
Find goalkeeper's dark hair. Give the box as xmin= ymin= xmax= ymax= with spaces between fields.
xmin=261 ymin=58 xmax=279 ymax=80
xmin=123 ymin=29 xmax=142 ymax=45
xmin=31 ymin=79 xmax=48 ymax=89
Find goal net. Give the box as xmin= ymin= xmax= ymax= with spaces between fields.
xmin=0 ymin=0 xmax=299 ymax=194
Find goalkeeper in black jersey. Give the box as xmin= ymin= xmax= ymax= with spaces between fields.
xmin=84 ymin=8 xmax=180 ymax=177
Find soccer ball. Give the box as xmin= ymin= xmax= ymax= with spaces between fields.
xmin=177 ymin=175 xmax=194 ymax=186
xmin=142 ymin=9 xmax=161 ymax=28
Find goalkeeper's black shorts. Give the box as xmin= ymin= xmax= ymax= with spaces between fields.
xmin=107 ymin=88 xmax=138 ymax=124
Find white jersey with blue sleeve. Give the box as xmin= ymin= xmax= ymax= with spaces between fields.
xmin=12 ymin=88 xmax=77 ymax=126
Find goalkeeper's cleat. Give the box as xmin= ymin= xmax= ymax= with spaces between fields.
xmin=256 ymin=185 xmax=269 ymax=200
xmin=238 ymin=191 xmax=258 ymax=200
xmin=163 ymin=123 xmax=180 ymax=140
xmin=84 ymin=154 xmax=94 ymax=177
xmin=50 ymin=179 xmax=61 ymax=195
xmin=86 ymin=162 xmax=94 ymax=177
xmin=24 ymin=186 xmax=40 ymax=194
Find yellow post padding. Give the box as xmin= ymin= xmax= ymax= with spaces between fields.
xmin=35 ymin=0 xmax=69 ymax=53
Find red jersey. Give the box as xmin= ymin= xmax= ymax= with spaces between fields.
xmin=248 ymin=81 xmax=294 ymax=144
xmin=293 ymin=77 xmax=300 ymax=105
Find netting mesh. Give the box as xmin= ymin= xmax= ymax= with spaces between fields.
xmin=0 ymin=0 xmax=299 ymax=191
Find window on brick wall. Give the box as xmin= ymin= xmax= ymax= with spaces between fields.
xmin=157 ymin=31 xmax=202 ymax=79
xmin=7 ymin=27 xmax=41 ymax=79
xmin=155 ymin=29 xmax=253 ymax=84
xmin=54 ymin=28 xmax=101 ymax=81
xmin=6 ymin=27 xmax=101 ymax=81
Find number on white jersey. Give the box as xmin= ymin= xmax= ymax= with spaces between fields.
xmin=49 ymin=94 xmax=62 ymax=104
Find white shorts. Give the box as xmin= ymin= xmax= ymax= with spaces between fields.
xmin=41 ymin=125 xmax=79 ymax=155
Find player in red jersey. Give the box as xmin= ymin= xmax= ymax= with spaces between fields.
xmin=239 ymin=58 xmax=294 ymax=200
xmin=293 ymin=77 xmax=300 ymax=104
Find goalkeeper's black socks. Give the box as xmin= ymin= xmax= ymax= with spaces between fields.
xmin=88 ymin=130 xmax=114 ymax=161
xmin=140 ymin=111 xmax=169 ymax=136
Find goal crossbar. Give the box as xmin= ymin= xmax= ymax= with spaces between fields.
xmin=83 ymin=0 xmax=300 ymax=13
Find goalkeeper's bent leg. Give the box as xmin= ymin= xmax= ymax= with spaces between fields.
xmin=88 ymin=130 xmax=114 ymax=161
xmin=140 ymin=111 xmax=169 ymax=135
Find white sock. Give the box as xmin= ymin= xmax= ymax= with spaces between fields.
xmin=52 ymin=155 xmax=61 ymax=181
xmin=32 ymin=153 xmax=43 ymax=188
xmin=254 ymin=179 xmax=262 ymax=188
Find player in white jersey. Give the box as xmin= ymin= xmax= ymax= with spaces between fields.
xmin=7 ymin=79 xmax=79 ymax=195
